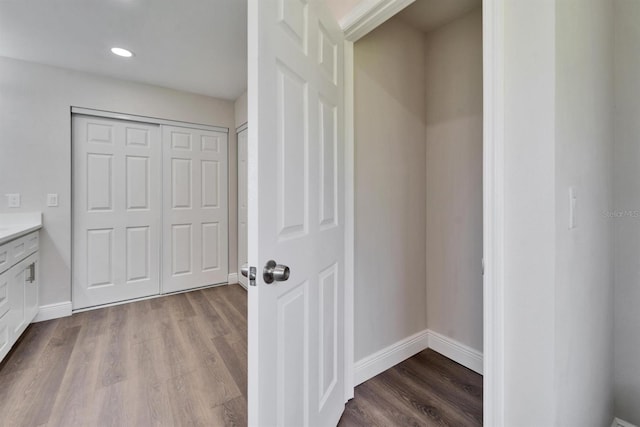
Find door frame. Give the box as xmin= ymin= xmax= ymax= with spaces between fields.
xmin=236 ymin=122 xmax=248 ymax=290
xmin=340 ymin=0 xmax=505 ymax=424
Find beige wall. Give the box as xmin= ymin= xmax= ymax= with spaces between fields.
xmin=0 ymin=56 xmax=237 ymax=306
xmin=354 ymin=17 xmax=427 ymax=360
xmin=353 ymin=5 xmax=484 ymax=364
xmin=425 ymin=8 xmax=483 ymax=352
xmin=555 ymin=0 xmax=614 ymax=425
xmin=614 ymin=0 xmax=640 ymax=424
xmin=235 ymin=91 xmax=248 ymax=128
xmin=325 ymin=0 xmax=364 ymax=21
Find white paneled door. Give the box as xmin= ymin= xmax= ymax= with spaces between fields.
xmin=73 ymin=116 xmax=162 ymax=309
xmin=163 ymin=125 xmax=229 ymax=293
xmin=74 ymin=115 xmax=229 ymax=309
xmin=248 ymin=0 xmax=346 ymax=425
xmin=238 ymin=127 xmax=248 ymax=288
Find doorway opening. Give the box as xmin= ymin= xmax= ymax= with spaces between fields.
xmin=345 ymin=1 xmax=484 ymax=424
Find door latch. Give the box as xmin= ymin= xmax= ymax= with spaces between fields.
xmin=241 ymin=264 xmax=257 ymax=286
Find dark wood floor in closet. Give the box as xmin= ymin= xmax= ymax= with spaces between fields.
xmin=0 ymin=283 xmax=482 ymax=427
xmin=338 ymin=349 xmax=483 ymax=427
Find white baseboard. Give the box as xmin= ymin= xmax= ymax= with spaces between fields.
xmin=354 ymin=328 xmax=484 ymax=385
xmin=34 ymin=301 xmax=72 ymax=322
xmin=427 ymin=330 xmax=484 ymax=375
xmin=612 ymin=418 xmax=638 ymax=427
xmin=354 ymin=329 xmax=430 ymax=385
xmin=227 ymin=273 xmax=238 ymax=284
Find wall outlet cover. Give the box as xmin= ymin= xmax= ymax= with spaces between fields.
xmin=6 ymin=193 xmax=20 ymax=208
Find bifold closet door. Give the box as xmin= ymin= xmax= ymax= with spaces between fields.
xmin=162 ymin=125 xmax=229 ymax=293
xmin=73 ymin=116 xmax=161 ymax=309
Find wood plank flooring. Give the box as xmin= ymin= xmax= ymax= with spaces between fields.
xmin=0 ymin=284 xmax=248 ymax=427
xmin=338 ymin=349 xmax=483 ymax=427
xmin=0 ymin=284 xmax=482 ymax=427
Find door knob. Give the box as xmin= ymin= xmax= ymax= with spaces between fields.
xmin=263 ymin=260 xmax=290 ymax=284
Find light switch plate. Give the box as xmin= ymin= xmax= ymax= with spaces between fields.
xmin=6 ymin=193 xmax=20 ymax=208
xmin=47 ymin=193 xmax=59 ymax=207
xmin=569 ymin=187 xmax=577 ymax=229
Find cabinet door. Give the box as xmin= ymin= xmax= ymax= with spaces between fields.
xmin=9 ymin=257 xmax=27 ymax=339
xmin=0 ymin=269 xmax=9 ymax=319
xmin=9 ymin=253 xmax=38 ymax=340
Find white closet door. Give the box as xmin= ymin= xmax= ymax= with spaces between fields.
xmin=73 ymin=115 xmax=161 ymax=309
xmin=162 ymin=125 xmax=228 ymax=293
xmin=237 ymin=127 xmax=248 ymax=288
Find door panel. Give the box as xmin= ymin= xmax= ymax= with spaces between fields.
xmin=73 ymin=116 xmax=161 ymax=309
xmin=162 ymin=125 xmax=228 ymax=293
xmin=248 ymin=0 xmax=346 ymax=425
xmin=238 ymin=128 xmax=248 ymax=287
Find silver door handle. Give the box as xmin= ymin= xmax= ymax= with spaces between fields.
xmin=241 ymin=264 xmax=249 ymax=278
xmin=263 ymin=260 xmax=290 ymax=284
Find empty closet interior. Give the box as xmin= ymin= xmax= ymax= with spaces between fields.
xmin=353 ymin=0 xmax=484 ymax=378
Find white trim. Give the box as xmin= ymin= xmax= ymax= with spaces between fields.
xmin=427 ymin=330 xmax=483 ymax=375
xmin=72 ymin=282 xmax=227 ymax=313
xmin=71 ymin=107 xmax=229 ymax=133
xmin=354 ymin=329 xmax=484 ymax=386
xmin=340 ymin=0 xmax=415 ymax=42
xmin=343 ymin=40 xmax=355 ymax=402
xmin=227 ymin=273 xmax=239 ymax=284
xmin=33 ymin=301 xmax=72 ymax=322
xmin=236 ymin=122 xmax=248 ymax=133
xmin=354 ymin=329 xmax=430 ymax=385
xmin=612 ymin=418 xmax=638 ymax=427
xmin=483 ymin=0 xmax=505 ymax=425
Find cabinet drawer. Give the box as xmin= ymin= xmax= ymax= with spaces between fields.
xmin=0 ymin=242 xmax=10 ymax=274
xmin=24 ymin=232 xmax=39 ymax=256
xmin=9 ymin=231 xmax=39 ymax=266
xmin=0 ymin=270 xmax=8 ymax=319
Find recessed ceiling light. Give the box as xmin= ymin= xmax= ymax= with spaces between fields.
xmin=110 ymin=47 xmax=134 ymax=58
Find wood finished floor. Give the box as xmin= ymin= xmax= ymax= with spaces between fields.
xmin=338 ymin=349 xmax=483 ymax=427
xmin=0 ymin=283 xmax=482 ymax=427
xmin=0 ymin=284 xmax=248 ymax=427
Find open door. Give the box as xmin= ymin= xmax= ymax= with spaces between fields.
xmin=247 ymin=0 xmax=346 ymax=425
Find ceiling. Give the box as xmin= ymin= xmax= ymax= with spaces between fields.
xmin=398 ymin=0 xmax=481 ymax=33
xmin=0 ymin=0 xmax=247 ymax=100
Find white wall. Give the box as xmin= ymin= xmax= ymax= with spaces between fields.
xmin=502 ymin=0 xmax=557 ymax=424
xmin=0 ymin=56 xmax=237 ymax=307
xmin=501 ymin=0 xmax=616 ymax=425
xmin=353 ymin=17 xmax=427 ymax=360
xmin=424 ymin=7 xmax=483 ymax=353
xmin=554 ymin=0 xmax=614 ymax=425
xmin=613 ymin=0 xmax=640 ymax=424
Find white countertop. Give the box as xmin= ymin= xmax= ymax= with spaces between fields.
xmin=0 ymin=212 xmax=42 ymax=245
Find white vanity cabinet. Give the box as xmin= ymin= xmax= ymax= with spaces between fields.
xmin=0 ymin=231 xmax=39 ymax=362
